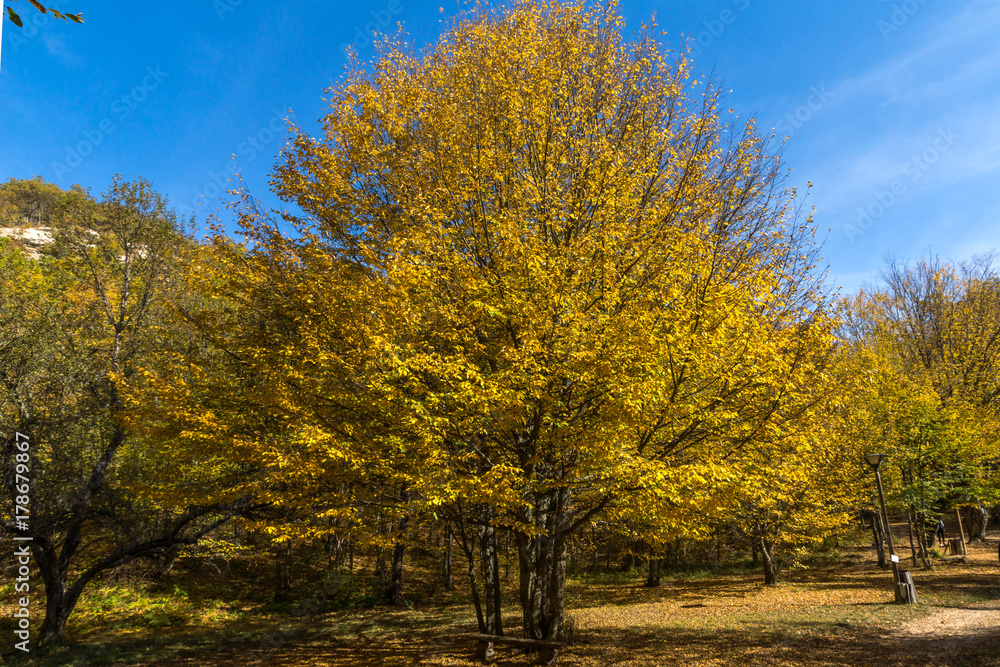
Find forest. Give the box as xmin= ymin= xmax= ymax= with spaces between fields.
xmin=1 ymin=2 xmax=999 ymax=666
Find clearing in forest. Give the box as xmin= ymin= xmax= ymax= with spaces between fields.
xmin=8 ymin=531 xmax=996 ymax=667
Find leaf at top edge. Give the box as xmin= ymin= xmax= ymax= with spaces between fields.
xmin=6 ymin=6 xmax=23 ymax=27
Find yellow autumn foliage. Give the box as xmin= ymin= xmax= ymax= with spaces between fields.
xmin=128 ymin=0 xmax=841 ymax=635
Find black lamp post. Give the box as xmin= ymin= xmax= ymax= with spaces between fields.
xmin=864 ymin=454 xmax=905 ymax=603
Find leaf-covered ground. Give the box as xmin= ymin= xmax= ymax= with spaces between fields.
xmin=3 ymin=532 xmax=998 ymax=666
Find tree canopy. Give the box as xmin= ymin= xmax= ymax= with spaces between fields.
xmin=130 ymin=0 xmax=842 ymax=642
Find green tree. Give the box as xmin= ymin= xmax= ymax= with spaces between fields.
xmin=840 ymin=256 xmax=1000 ymax=566
xmin=0 ymin=176 xmax=87 ymax=228
xmin=0 ymin=177 xmax=243 ymax=643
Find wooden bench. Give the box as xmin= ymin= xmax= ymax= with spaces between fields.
xmin=465 ymin=633 xmax=565 ymax=665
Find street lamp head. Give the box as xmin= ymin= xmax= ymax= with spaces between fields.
xmin=864 ymin=454 xmax=886 ymax=470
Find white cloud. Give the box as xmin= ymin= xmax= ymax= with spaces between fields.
xmin=42 ymin=34 xmax=83 ymax=68
xmin=771 ymin=2 xmax=1000 ymax=293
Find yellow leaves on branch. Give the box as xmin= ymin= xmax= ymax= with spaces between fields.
xmin=132 ymin=0 xmax=840 ymax=543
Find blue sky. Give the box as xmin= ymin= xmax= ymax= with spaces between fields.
xmin=2 ymin=0 xmax=998 ymax=294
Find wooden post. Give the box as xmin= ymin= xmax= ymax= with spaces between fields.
xmin=955 ymin=508 xmax=968 ymax=555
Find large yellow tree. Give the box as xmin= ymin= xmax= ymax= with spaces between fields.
xmin=134 ymin=0 xmax=836 ymax=652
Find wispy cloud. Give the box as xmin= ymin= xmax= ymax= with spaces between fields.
xmin=771 ymin=2 xmax=1000 ymax=291
xmin=42 ymin=34 xmax=83 ymax=68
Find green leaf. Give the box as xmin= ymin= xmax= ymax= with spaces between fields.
xmin=6 ymin=6 xmax=23 ymax=27
xmin=66 ymin=12 xmax=83 ymax=23
xmin=27 ymin=0 xmax=47 ymax=14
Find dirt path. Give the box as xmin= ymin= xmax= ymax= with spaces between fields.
xmin=897 ymin=597 xmax=1000 ymax=663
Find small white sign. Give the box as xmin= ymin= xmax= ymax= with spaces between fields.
xmin=890 ymin=554 xmax=900 ymax=563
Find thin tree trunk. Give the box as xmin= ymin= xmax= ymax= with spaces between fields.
xmin=620 ymin=543 xmax=636 ymax=572
xmin=504 ymin=530 xmax=511 ymax=581
xmin=907 ymin=511 xmax=918 ymax=567
xmin=915 ymin=511 xmax=932 ymax=569
xmin=387 ymin=515 xmax=407 ymax=606
xmin=444 ymin=526 xmax=454 ymax=591
xmin=274 ymin=539 xmax=292 ymax=600
xmin=872 ymin=514 xmax=888 ymax=567
xmin=956 ymin=507 xmax=967 ymax=548
xmin=454 ymin=515 xmax=488 ymax=658
xmin=374 ymin=545 xmax=386 ymax=584
xmin=275 ymin=543 xmax=285 ymax=601
xmin=284 ymin=540 xmax=292 ymax=592
xmin=591 ymin=526 xmax=600 ymax=572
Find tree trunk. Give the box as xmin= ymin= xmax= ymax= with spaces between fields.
xmin=504 ymin=530 xmax=511 ymax=581
xmin=645 ymin=556 xmax=662 ymax=587
xmin=872 ymin=514 xmax=888 ymax=567
xmin=479 ymin=521 xmax=503 ymax=636
xmin=155 ymin=543 xmax=181 ymax=578
xmin=906 ymin=511 xmax=918 ymax=567
xmin=386 ymin=515 xmax=407 ymax=606
xmin=274 ymin=540 xmax=292 ymax=600
xmin=971 ymin=506 xmax=989 ymax=542
xmin=374 ymin=544 xmax=384 ymax=580
xmin=275 ymin=544 xmax=284 ymax=600
xmin=913 ymin=511 xmax=932 ymax=570
xmin=444 ymin=526 xmax=454 ymax=591
xmin=591 ymin=526 xmax=600 ymax=572
xmin=620 ymin=545 xmax=636 ymax=572
xmin=284 ymin=540 xmax=292 ymax=591
xmin=35 ymin=557 xmax=75 ymax=645
xmin=38 ymin=583 xmax=84 ymax=644
xmin=760 ymin=537 xmax=780 ymax=586
xmin=517 ymin=489 xmax=570 ymax=648
xmin=456 ymin=520 xmax=486 ymax=635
